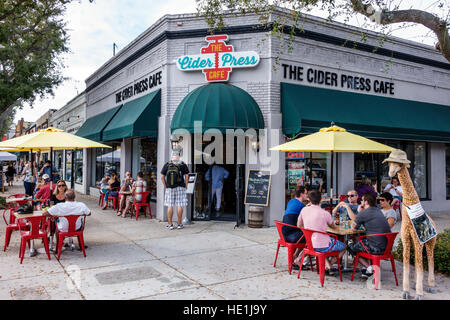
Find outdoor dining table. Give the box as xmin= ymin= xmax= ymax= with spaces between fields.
xmin=13 ymin=210 xmax=46 ymax=255
xmin=327 ymin=222 xmax=366 ymax=272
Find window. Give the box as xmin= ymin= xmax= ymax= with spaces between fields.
xmin=354 ymin=140 xmax=428 ymax=200
xmin=74 ymin=150 xmax=83 ymax=184
xmin=446 ymin=145 xmax=450 ymax=199
xmin=91 ymin=143 xmax=121 ymax=187
xmin=133 ymin=138 xmax=157 ymax=201
xmin=65 ymin=151 xmax=72 ymax=182
xmin=285 ymin=151 xmax=329 ymax=205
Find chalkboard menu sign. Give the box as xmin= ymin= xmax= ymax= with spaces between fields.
xmin=244 ymin=170 xmax=271 ymax=206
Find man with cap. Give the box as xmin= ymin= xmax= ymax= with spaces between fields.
xmin=35 ymin=173 xmax=56 ymax=204
xmin=161 ymin=152 xmax=189 ymax=230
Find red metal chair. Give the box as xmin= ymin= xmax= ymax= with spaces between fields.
xmin=17 ymin=215 xmax=51 ymax=264
xmin=3 ymin=206 xmax=30 ymax=251
xmin=98 ymin=187 xmax=105 ymax=207
xmin=3 ymin=194 xmax=27 ymax=224
xmin=55 ymin=214 xmax=87 ymax=260
xmin=338 ymin=194 xmax=347 ymax=202
xmin=105 ymin=187 xmax=120 ymax=210
xmin=130 ymin=191 xmax=152 ymax=220
xmin=273 ymin=220 xmax=309 ymax=275
xmin=350 ymin=232 xmax=399 ymax=289
xmin=298 ymin=228 xmax=343 ymax=287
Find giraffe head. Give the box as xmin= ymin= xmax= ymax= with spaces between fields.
xmin=382 ymin=149 xmax=411 ymax=177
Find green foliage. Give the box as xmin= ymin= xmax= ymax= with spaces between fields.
xmin=0 ymin=0 xmax=93 ymax=119
xmin=393 ymin=229 xmax=450 ymax=276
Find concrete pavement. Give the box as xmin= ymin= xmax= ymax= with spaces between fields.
xmin=1 ymin=184 xmax=449 ymax=300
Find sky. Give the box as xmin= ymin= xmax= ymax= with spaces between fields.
xmin=13 ymin=0 xmax=448 ymax=124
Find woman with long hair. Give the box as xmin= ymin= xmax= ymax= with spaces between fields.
xmin=22 ymin=161 xmax=37 ymax=196
xmin=52 ymin=180 xmax=67 ymax=205
xmin=102 ymin=172 xmax=120 ymax=210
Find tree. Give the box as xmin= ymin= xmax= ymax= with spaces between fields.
xmin=196 ymin=0 xmax=450 ymax=63
xmin=0 ymin=0 xmax=92 ymax=129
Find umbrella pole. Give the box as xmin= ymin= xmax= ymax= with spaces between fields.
xmin=50 ymin=147 xmax=53 ymax=190
xmin=330 ymin=151 xmax=334 ymax=213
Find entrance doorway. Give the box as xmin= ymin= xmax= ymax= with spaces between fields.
xmin=191 ymin=138 xmax=246 ymax=223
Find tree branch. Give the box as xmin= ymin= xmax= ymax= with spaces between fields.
xmin=349 ymin=0 xmax=450 ymax=62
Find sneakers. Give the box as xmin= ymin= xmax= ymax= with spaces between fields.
xmin=361 ymin=266 xmax=374 ymax=279
xmin=166 ymin=224 xmax=183 ymax=230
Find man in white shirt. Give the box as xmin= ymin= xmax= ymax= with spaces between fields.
xmin=43 ymin=189 xmax=90 ymax=249
xmin=383 ymin=177 xmax=403 ymax=208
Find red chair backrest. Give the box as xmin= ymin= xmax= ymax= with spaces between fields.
xmin=134 ymin=191 xmax=150 ymax=203
xmin=10 ymin=194 xmax=26 ymax=199
xmin=274 ymin=220 xmax=304 ymax=245
xmin=17 ymin=216 xmax=46 ymax=236
xmin=339 ymin=195 xmax=347 ymax=202
xmin=3 ymin=206 xmax=18 ymax=225
xmin=59 ymin=214 xmax=85 ymax=233
xmin=300 ymin=228 xmax=337 ymax=253
xmin=359 ymin=232 xmax=398 ymax=256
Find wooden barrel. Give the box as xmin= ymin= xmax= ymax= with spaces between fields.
xmin=248 ymin=206 xmax=264 ymax=228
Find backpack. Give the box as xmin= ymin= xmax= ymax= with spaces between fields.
xmin=165 ymin=161 xmax=183 ymax=188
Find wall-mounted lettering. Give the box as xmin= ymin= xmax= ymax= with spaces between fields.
xmin=282 ymin=64 xmax=394 ymax=95
xmin=115 ymin=71 xmax=162 ymax=103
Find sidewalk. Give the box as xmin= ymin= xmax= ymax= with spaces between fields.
xmin=1 ymin=184 xmax=449 ymax=300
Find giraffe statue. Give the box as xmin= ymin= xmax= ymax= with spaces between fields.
xmin=383 ymin=149 xmax=436 ymax=300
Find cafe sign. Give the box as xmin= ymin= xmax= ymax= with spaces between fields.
xmin=176 ymin=35 xmax=260 ymax=82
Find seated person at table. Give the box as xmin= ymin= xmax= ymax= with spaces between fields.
xmin=298 ymin=190 xmax=346 ymax=275
xmin=101 ymin=172 xmax=120 ymax=210
xmin=332 ymin=189 xmax=359 ymax=221
xmin=117 ymin=171 xmax=134 ymax=216
xmin=33 ymin=176 xmax=46 ymax=197
xmin=35 ymin=174 xmax=56 ymax=204
xmin=378 ymin=192 xmax=397 ymax=231
xmin=281 ymin=187 xmax=308 ymax=269
xmin=384 ymin=177 xmax=402 ymax=208
xmin=355 ymin=177 xmax=377 ymax=200
xmin=121 ymin=171 xmax=147 ymax=218
xmin=51 ymin=180 xmax=67 ymax=205
xmin=43 ymin=190 xmax=90 ymax=250
xmin=349 ymin=193 xmax=391 ymax=278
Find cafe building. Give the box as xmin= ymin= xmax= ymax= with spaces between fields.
xmin=76 ymin=8 xmax=450 ymax=225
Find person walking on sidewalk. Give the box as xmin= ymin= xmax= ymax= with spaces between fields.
xmin=205 ymin=164 xmax=229 ymax=216
xmin=161 ymin=152 xmax=189 ymax=230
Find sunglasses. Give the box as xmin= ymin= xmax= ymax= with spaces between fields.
xmin=347 ymin=194 xmax=357 ymax=197
xmin=57 ymin=184 xmax=66 ymax=187
xmin=379 ymin=199 xmax=386 ymax=202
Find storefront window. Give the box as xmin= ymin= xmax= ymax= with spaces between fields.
xmin=74 ymin=150 xmax=83 ymax=184
xmin=92 ymin=143 xmax=121 ymax=187
xmin=285 ymin=151 xmax=329 ymax=204
xmin=446 ymin=145 xmax=450 ymax=199
xmin=133 ymin=138 xmax=157 ymax=201
xmin=65 ymin=150 xmax=72 ymax=182
xmin=355 ymin=140 xmax=428 ymax=200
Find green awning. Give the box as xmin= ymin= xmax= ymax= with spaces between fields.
xmin=102 ymin=89 xmax=161 ymax=141
xmin=171 ymin=83 xmax=264 ymax=133
xmin=75 ymin=105 xmax=122 ymax=141
xmin=281 ymin=82 xmax=450 ymax=142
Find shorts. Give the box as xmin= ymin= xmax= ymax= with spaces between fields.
xmin=315 ymin=238 xmax=346 ymax=253
xmin=164 ymin=187 xmax=188 ymax=207
xmin=347 ymin=238 xmax=385 ymax=256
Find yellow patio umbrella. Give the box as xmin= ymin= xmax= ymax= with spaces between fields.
xmin=0 ymin=127 xmax=111 ymax=188
xmin=270 ymin=123 xmax=394 ymax=204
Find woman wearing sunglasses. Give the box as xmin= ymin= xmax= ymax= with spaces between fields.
xmin=52 ymin=180 xmax=68 ymax=205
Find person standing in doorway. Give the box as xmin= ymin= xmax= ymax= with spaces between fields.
xmin=205 ymin=164 xmax=229 ymax=217
xmin=161 ymin=152 xmax=189 ymax=230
